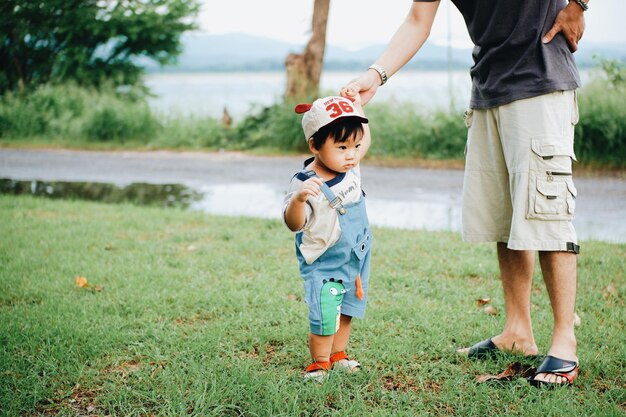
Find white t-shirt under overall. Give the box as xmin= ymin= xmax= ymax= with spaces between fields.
xmin=283 ymin=166 xmax=363 ymax=265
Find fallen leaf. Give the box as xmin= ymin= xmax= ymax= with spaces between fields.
xmin=476 ymin=297 xmax=491 ymax=307
xmin=573 ymin=312 xmax=581 ymax=327
xmin=604 ymin=283 xmax=617 ymax=298
xmin=484 ymin=305 xmax=498 ymax=316
xmin=75 ymin=276 xmax=88 ymax=288
xmin=476 ymin=362 xmax=536 ymax=383
xmin=94 ymin=285 xmax=104 ymax=292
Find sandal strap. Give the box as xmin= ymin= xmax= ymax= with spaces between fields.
xmin=305 ymin=361 xmax=331 ymax=372
xmin=536 ymin=355 xmax=578 ymax=374
xmin=329 ymin=351 xmax=349 ymax=363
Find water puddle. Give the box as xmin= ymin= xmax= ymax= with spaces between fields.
xmin=0 ymin=179 xmax=203 ymax=209
xmin=2 ymin=179 xmax=623 ymax=243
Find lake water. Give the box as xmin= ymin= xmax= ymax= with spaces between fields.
xmin=145 ymin=70 xmax=596 ymax=119
xmin=144 ymin=70 xmax=474 ymax=118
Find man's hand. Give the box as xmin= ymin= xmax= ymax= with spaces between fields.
xmin=340 ymin=70 xmax=380 ymax=106
xmin=542 ymin=1 xmax=586 ymax=52
xmin=339 ymin=85 xmax=363 ymax=107
xmin=295 ymin=177 xmax=323 ymax=203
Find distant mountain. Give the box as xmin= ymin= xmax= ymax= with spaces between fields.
xmin=143 ymin=32 xmax=626 ymax=73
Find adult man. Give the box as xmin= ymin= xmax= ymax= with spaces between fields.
xmin=342 ymin=0 xmax=587 ymax=387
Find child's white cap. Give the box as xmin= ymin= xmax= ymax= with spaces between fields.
xmin=295 ymin=96 xmax=368 ymax=141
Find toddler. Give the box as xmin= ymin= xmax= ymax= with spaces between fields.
xmin=283 ymin=91 xmax=372 ymax=381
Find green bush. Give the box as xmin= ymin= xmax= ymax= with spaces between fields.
xmin=230 ymin=101 xmax=305 ymax=152
xmin=153 ymin=115 xmax=227 ymax=149
xmin=1 ymin=59 xmax=624 ymax=167
xmin=575 ymin=59 xmax=626 ymax=167
xmin=0 ymin=83 xmax=160 ymax=143
xmin=83 ymin=99 xmax=157 ymax=142
xmin=365 ymin=102 xmax=426 ymax=157
xmin=233 ymin=100 xmax=467 ymax=160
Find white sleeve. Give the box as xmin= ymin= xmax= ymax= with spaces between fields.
xmin=282 ymin=176 xmax=312 ymax=231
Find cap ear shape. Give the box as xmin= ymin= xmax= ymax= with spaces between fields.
xmin=294 ymin=103 xmax=312 ymax=114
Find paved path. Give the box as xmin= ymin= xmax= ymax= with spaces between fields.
xmin=1 ymin=148 xmax=625 ymax=243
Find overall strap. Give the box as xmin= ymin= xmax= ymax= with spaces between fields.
xmin=297 ymin=170 xmax=346 ymax=215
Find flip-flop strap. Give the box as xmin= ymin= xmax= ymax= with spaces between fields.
xmin=537 ymin=355 xmax=578 ymax=374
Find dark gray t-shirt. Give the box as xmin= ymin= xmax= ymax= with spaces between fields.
xmin=414 ymin=0 xmax=581 ymax=109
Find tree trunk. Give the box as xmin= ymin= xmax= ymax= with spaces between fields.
xmin=285 ymin=0 xmax=330 ymax=101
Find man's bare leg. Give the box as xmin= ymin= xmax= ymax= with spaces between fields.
xmin=531 ymin=251 xmax=578 ymax=384
xmin=490 ymin=242 xmax=539 ymax=356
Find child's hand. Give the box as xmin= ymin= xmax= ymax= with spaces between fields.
xmin=339 ymin=85 xmax=362 ymax=107
xmin=294 ymin=177 xmax=323 ymax=203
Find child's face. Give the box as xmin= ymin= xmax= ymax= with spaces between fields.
xmin=313 ymin=132 xmax=364 ymax=174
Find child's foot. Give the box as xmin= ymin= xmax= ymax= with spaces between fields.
xmin=303 ymin=361 xmax=331 ymax=383
xmin=330 ymin=351 xmax=360 ymax=372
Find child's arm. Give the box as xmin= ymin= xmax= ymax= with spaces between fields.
xmin=340 ymin=88 xmax=371 ymax=158
xmin=284 ymin=177 xmax=324 ymax=231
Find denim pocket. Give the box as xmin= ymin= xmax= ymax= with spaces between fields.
xmin=352 ymin=232 xmax=372 ymax=261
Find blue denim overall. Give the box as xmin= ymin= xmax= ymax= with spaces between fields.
xmin=295 ymin=170 xmax=373 ymax=336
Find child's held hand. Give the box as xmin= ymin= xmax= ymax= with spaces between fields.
xmin=339 ymin=85 xmax=362 ymax=107
xmin=294 ymin=177 xmax=324 ymax=203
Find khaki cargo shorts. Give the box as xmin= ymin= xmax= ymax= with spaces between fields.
xmin=462 ymin=90 xmax=580 ymax=253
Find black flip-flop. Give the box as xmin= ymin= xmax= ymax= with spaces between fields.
xmin=468 ymin=338 xmax=500 ymax=359
xmin=528 ymin=355 xmax=579 ymax=388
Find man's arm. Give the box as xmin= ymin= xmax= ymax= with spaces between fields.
xmin=543 ymin=0 xmax=588 ymax=52
xmin=344 ymin=1 xmax=440 ymax=105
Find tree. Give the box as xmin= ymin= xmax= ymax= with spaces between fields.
xmin=0 ymin=0 xmax=199 ymax=95
xmin=284 ymin=0 xmax=330 ymax=101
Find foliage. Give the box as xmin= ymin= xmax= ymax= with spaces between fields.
xmin=365 ymin=104 xmax=466 ymax=159
xmin=574 ymin=58 xmax=626 ymax=167
xmin=0 ymin=196 xmax=624 ymax=416
xmin=229 ymin=101 xmax=307 ymax=152
xmin=0 ymin=0 xmax=199 ymax=95
xmin=0 ymin=83 xmax=159 ymax=143
xmin=152 ymin=114 xmax=228 ymax=149
xmin=596 ymin=56 xmax=626 ymax=87
xmin=0 ymin=58 xmax=625 ymax=167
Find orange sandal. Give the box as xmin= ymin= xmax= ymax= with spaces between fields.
xmin=304 ymin=361 xmax=331 ymax=382
xmin=330 ymin=351 xmax=361 ymax=372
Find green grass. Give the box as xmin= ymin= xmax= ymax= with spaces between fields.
xmin=0 ymin=195 xmax=625 ymax=416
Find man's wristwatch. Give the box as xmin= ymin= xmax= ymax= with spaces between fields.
xmin=368 ymin=64 xmax=388 ymax=86
xmin=570 ymin=0 xmax=588 ymax=11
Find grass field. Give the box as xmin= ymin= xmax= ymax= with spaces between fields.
xmin=1 ymin=196 xmax=624 ymax=416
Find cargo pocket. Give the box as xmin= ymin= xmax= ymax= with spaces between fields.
xmin=527 ymin=137 xmax=577 ymax=221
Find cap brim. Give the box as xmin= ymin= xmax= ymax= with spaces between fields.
xmin=347 ymin=115 xmax=368 ymax=124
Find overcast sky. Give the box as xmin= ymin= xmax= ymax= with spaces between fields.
xmin=199 ymin=0 xmax=626 ymax=50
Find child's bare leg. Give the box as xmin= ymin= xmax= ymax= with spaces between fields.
xmin=330 ymin=315 xmax=360 ymax=371
xmin=331 ymin=314 xmax=352 ymax=354
xmin=308 ymin=333 xmax=334 ymax=363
